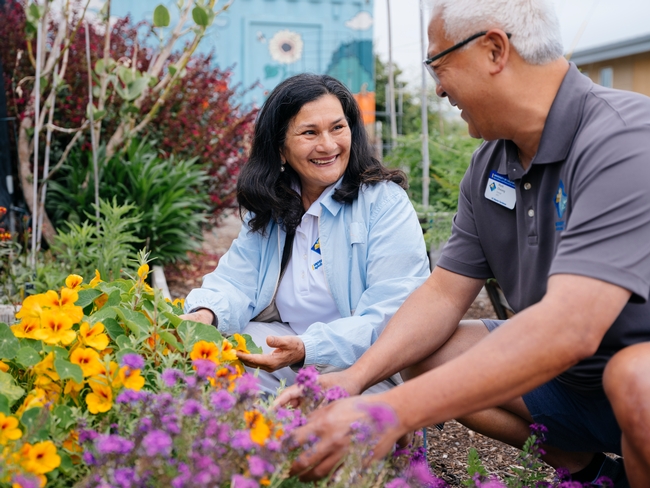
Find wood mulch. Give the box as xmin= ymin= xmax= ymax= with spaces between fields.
xmin=164 ymin=216 xmax=555 ymax=485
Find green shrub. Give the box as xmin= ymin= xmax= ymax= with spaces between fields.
xmin=46 ymin=139 xmax=209 ymax=264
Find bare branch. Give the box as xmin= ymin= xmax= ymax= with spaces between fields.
xmin=39 ymin=127 xmax=85 ymax=185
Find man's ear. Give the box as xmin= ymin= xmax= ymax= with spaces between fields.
xmin=483 ymin=29 xmax=510 ymax=74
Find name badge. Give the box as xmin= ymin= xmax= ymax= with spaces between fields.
xmin=484 ymin=171 xmax=516 ymax=209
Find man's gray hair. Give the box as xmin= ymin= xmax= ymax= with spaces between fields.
xmin=429 ymin=0 xmax=564 ymax=65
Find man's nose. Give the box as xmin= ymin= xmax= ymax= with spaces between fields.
xmin=436 ymin=83 xmax=448 ymax=99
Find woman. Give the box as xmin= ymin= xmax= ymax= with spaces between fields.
xmin=183 ymin=74 xmax=429 ymax=393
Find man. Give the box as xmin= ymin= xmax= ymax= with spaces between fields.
xmin=276 ymin=0 xmax=650 ymax=486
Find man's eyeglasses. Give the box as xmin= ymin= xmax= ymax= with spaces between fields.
xmin=423 ymin=31 xmax=512 ymax=85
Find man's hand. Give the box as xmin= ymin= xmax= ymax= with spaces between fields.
xmin=289 ymin=396 xmax=404 ymax=481
xmin=237 ymin=336 xmax=305 ymax=372
xmin=274 ymin=370 xmax=362 ymax=409
xmin=179 ymin=308 xmax=215 ymax=325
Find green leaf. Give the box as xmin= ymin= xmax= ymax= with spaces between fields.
xmin=0 ymin=323 xmax=20 ymax=360
xmin=114 ymin=308 xmax=150 ymax=338
xmin=16 ymin=346 xmax=40 ymax=368
xmin=125 ymin=77 xmax=149 ymax=101
xmin=54 ymin=358 xmax=83 ymax=384
xmin=153 ymin=4 xmax=171 ymax=27
xmin=116 ymin=335 xmax=132 ymax=350
xmin=76 ymin=288 xmax=103 ymax=308
xmin=192 ymin=6 xmax=209 ymax=26
xmin=95 ymin=58 xmax=105 ymax=74
xmin=159 ymin=331 xmax=182 ymax=352
xmin=90 ymin=305 xmax=117 ymax=323
xmin=162 ymin=312 xmax=182 ymax=328
xmin=53 ymin=405 xmax=75 ymax=430
xmin=102 ymin=318 xmax=125 ymax=341
xmin=28 ymin=3 xmax=41 ymax=21
xmin=104 ymin=289 xmax=122 ymax=308
xmin=241 ymin=333 xmax=263 ymax=355
xmin=0 ymin=394 xmax=10 ymax=415
xmin=0 ymin=371 xmax=25 ymax=406
xmin=117 ymin=66 xmax=134 ymax=85
xmin=58 ymin=452 xmax=74 ymax=475
xmin=168 ymin=65 xmax=178 ymax=77
xmin=21 ymin=407 xmax=50 ymax=441
xmin=177 ymin=320 xmax=222 ymax=350
xmin=43 ymin=345 xmax=69 ymax=360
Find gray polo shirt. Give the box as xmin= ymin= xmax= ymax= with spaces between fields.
xmin=438 ymin=64 xmax=650 ymax=391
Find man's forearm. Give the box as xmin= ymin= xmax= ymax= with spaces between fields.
xmin=378 ymin=274 xmax=631 ymax=434
xmin=347 ymin=268 xmax=484 ymax=392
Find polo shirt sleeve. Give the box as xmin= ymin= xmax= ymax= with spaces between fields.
xmin=549 ymin=125 xmax=650 ymax=302
xmin=437 ymin=153 xmax=494 ymax=280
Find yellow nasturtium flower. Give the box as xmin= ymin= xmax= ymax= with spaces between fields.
xmin=233 ymin=333 xmax=250 ymax=354
xmin=65 ymin=274 xmax=83 ymax=290
xmin=89 ymin=269 xmax=102 ymax=287
xmin=70 ymin=348 xmax=104 ymax=377
xmin=85 ymin=379 xmax=113 ymax=414
xmin=118 ymin=366 xmax=145 ymax=391
xmin=20 ymin=440 xmax=61 ymax=474
xmin=16 ymin=388 xmax=47 ymax=417
xmin=78 ymin=322 xmax=109 ymax=351
xmin=33 ymin=310 xmax=76 ymax=346
xmin=64 ymin=378 xmax=85 ymax=401
xmin=33 ymin=353 xmax=60 ymax=382
xmin=0 ymin=413 xmax=22 ymax=445
xmin=220 ymin=339 xmax=238 ymax=362
xmin=0 ymin=360 xmax=9 ymax=373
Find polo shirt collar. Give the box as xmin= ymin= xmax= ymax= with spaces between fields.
xmin=319 ymin=177 xmax=345 ymax=216
xmin=502 ymin=63 xmax=591 ymax=179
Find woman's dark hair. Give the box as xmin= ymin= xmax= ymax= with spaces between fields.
xmin=237 ymin=73 xmax=406 ymax=235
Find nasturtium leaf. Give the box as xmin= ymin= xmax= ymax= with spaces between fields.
xmin=0 ymin=371 xmax=25 ymax=406
xmin=53 ymin=405 xmax=75 ymax=430
xmin=0 ymin=323 xmax=19 ymax=359
xmin=44 ymin=345 xmax=69 ymax=360
xmin=91 ymin=305 xmax=117 ymax=323
xmin=0 ymin=394 xmax=10 ymax=415
xmin=177 ymin=320 xmax=223 ymax=350
xmin=163 ymin=312 xmax=182 ymax=328
xmin=76 ymin=289 xmax=103 ymax=308
xmin=58 ymin=452 xmax=74 ymax=475
xmin=19 ymin=338 xmax=41 ymax=351
xmin=104 ymin=289 xmax=122 ymax=308
xmin=103 ymin=318 xmax=125 ymax=341
xmin=114 ymin=308 xmax=150 ymax=338
xmin=54 ymin=358 xmax=83 ymax=384
xmin=153 ymin=4 xmax=171 ymax=27
xmin=116 ymin=335 xmax=132 ymax=350
xmin=21 ymin=407 xmax=50 ymax=441
xmin=242 ymin=333 xmax=263 ymax=355
xmin=192 ymin=6 xmax=209 ymax=26
xmin=16 ymin=346 xmax=40 ymax=368
xmin=159 ymin=331 xmax=182 ymax=352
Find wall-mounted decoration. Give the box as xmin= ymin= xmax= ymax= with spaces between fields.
xmin=345 ymin=11 xmax=373 ymax=31
xmin=268 ymin=29 xmax=304 ymax=64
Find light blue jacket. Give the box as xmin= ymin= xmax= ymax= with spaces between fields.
xmin=184 ymin=181 xmax=430 ymax=371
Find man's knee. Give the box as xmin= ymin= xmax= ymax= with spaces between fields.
xmin=603 ymin=343 xmax=650 ymax=423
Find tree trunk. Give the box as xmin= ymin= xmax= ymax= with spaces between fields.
xmin=18 ymin=116 xmax=56 ymax=244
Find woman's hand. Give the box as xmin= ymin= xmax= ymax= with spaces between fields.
xmin=237 ymin=336 xmax=305 ymax=373
xmin=178 ymin=308 xmax=215 ymax=325
xmin=273 ymin=370 xmax=362 ymax=409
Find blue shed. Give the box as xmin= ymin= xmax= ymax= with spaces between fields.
xmin=112 ymin=0 xmax=375 ymax=111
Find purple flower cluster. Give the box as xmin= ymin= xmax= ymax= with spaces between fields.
xmin=121 ymin=353 xmax=144 ymax=370
xmin=96 ymin=434 xmax=135 ymax=455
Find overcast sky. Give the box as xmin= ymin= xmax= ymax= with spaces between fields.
xmin=374 ymin=0 xmax=650 ymax=87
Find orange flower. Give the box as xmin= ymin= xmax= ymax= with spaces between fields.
xmin=244 ymin=410 xmax=271 ymax=446
xmin=21 ymin=440 xmax=61 ymax=474
xmin=62 ymin=430 xmax=82 ymax=454
xmin=33 ymin=310 xmax=76 ymax=345
xmin=0 ymin=413 xmax=22 ymax=445
xmin=78 ymin=322 xmax=109 ymax=351
xmin=16 ymin=388 xmax=47 ymax=417
xmin=190 ymin=340 xmax=220 ymax=365
xmin=0 ymin=360 xmax=9 ymax=373
xmin=10 ymin=319 xmax=41 ymax=340
xmin=64 ymin=378 xmax=85 ymax=400
xmin=85 ymin=379 xmax=113 ymax=414
xmin=70 ymin=348 xmax=104 ymax=377
xmin=94 ymin=293 xmax=109 ymax=310
xmin=137 ymin=264 xmax=149 ymax=280
xmin=118 ymin=366 xmax=145 ymax=391
xmin=33 ymin=353 xmax=60 ymax=382
xmin=65 ymin=274 xmax=83 ymax=290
